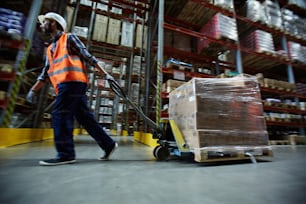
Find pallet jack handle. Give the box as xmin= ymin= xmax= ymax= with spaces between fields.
xmin=107 ymin=78 xmax=164 ymax=138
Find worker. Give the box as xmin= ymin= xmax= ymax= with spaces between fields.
xmin=26 ymin=12 xmax=118 ymax=166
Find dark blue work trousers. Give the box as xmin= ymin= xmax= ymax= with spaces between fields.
xmin=52 ymin=82 xmax=114 ymax=159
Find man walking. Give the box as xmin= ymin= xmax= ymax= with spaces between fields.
xmin=26 ymin=12 xmax=117 ymax=166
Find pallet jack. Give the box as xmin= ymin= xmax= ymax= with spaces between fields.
xmin=107 ymin=77 xmax=191 ymax=161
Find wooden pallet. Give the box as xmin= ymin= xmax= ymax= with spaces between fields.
xmin=288 ymin=135 xmax=306 ymax=145
xmin=193 ymin=146 xmax=273 ymax=162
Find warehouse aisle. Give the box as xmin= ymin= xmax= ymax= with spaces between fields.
xmin=0 ymin=135 xmax=306 ymax=204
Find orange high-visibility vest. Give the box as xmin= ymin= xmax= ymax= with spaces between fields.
xmin=47 ymin=33 xmax=88 ymax=94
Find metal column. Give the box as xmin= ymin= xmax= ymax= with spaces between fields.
xmin=156 ymin=0 xmax=164 ymax=127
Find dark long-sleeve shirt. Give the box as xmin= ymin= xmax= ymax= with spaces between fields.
xmin=37 ymin=31 xmax=98 ymax=81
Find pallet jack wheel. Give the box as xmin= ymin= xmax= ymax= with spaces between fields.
xmin=153 ymin=145 xmax=169 ymax=161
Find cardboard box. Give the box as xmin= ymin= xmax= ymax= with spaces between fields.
xmin=136 ymin=23 xmax=147 ymax=48
xmin=197 ymin=13 xmax=238 ymax=53
xmin=162 ymin=79 xmax=186 ymax=93
xmin=121 ymin=21 xmax=134 ymax=47
xmin=92 ymin=14 xmax=108 ymax=42
xmin=169 ymin=75 xmax=269 ymax=160
xmin=106 ymin=18 xmax=121 ymax=45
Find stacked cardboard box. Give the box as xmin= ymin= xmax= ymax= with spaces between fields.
xmin=245 ymin=0 xmax=268 ymax=24
xmin=197 ymin=13 xmax=238 ymax=53
xmin=169 ymin=75 xmax=269 ymax=162
xmin=162 ymin=79 xmax=185 ymax=93
xmin=241 ymin=30 xmax=275 ymax=54
xmin=92 ymin=14 xmax=108 ymax=42
xmin=135 ymin=23 xmax=147 ymax=49
xmin=106 ymin=18 xmax=121 ymax=45
xmin=263 ymin=0 xmax=283 ymax=30
xmin=121 ymin=21 xmax=134 ymax=47
xmin=214 ymin=0 xmax=234 ymax=12
xmin=288 ymin=41 xmax=306 ymax=63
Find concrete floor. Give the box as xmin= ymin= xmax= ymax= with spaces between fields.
xmin=0 ymin=135 xmax=306 ymax=204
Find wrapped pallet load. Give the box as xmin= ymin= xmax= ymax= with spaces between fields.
xmin=169 ymin=75 xmax=271 ymax=162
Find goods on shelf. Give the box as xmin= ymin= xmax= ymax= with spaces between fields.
xmin=169 ymin=75 xmax=269 ymax=162
xmin=241 ymin=30 xmax=275 ymax=54
xmin=263 ymin=98 xmax=306 ymax=111
xmin=296 ymin=83 xmax=306 ymax=94
xmin=214 ymin=0 xmax=234 ymax=11
xmin=164 ymin=58 xmax=192 ymax=71
xmin=121 ymin=21 xmax=134 ymax=47
xmin=0 ymin=63 xmax=13 ymax=73
xmin=132 ymin=55 xmax=144 ymax=75
xmin=263 ymin=0 xmax=283 ymax=30
xmin=281 ymin=8 xmax=306 ymax=39
xmin=287 ymin=41 xmax=306 ymax=64
xmin=294 ymin=16 xmax=306 ymax=40
xmin=257 ymin=76 xmax=296 ymax=92
xmin=162 ymin=79 xmax=185 ymax=93
xmin=130 ymin=83 xmax=140 ymax=104
xmin=197 ymin=13 xmax=238 ymax=54
xmin=0 ymin=8 xmax=25 ymax=35
xmin=135 ymin=23 xmax=147 ymax=48
xmin=92 ymin=14 xmax=108 ymax=42
xmin=0 ymin=91 xmax=5 ymax=100
xmin=106 ymin=18 xmax=121 ymax=45
xmin=244 ymin=0 xmax=268 ymax=24
xmin=72 ymin=26 xmax=88 ymax=38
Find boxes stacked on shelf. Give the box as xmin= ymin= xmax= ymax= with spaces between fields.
xmin=70 ymin=0 xmax=91 ymax=6
xmin=295 ymin=16 xmax=306 ymax=40
xmin=169 ymin=75 xmax=269 ymax=162
xmin=106 ymin=18 xmax=121 ymax=45
xmin=120 ymin=21 xmax=134 ymax=47
xmin=296 ymin=83 xmax=306 ymax=95
xmin=264 ymin=112 xmax=304 ymax=123
xmin=281 ymin=9 xmax=297 ymax=36
xmin=162 ymin=79 xmax=185 ymax=93
xmin=241 ymin=30 xmax=275 ymax=55
xmin=197 ymin=13 xmax=238 ymax=54
xmin=0 ymin=63 xmax=13 ymax=73
xmin=256 ymin=73 xmax=296 ymax=92
xmin=164 ymin=58 xmax=193 ymax=71
xmin=281 ymin=8 xmax=306 ymax=39
xmin=0 ymin=91 xmax=5 ymax=100
xmin=263 ymin=0 xmax=283 ymax=30
xmin=288 ymin=41 xmax=306 ymax=64
xmin=245 ymin=0 xmax=268 ymax=24
xmin=130 ymin=83 xmax=139 ymax=105
xmin=135 ymin=23 xmax=147 ymax=49
xmin=132 ymin=55 xmax=145 ymax=76
xmin=0 ymin=8 xmax=25 ymax=35
xmin=214 ymin=0 xmax=234 ymax=12
xmin=92 ymin=14 xmax=108 ymax=42
xmin=97 ymin=1 xmax=108 ymax=11
xmin=72 ymin=26 xmax=88 ymax=38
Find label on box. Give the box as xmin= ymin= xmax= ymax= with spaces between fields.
xmin=173 ymin=70 xmax=185 ymax=80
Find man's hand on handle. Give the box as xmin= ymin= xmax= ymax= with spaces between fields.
xmin=26 ymin=90 xmax=37 ymax=104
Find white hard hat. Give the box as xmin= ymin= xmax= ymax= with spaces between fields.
xmin=38 ymin=12 xmax=67 ymax=31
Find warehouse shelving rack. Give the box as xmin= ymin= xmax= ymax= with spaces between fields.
xmin=151 ymin=0 xmax=306 ymax=140
xmin=68 ymin=0 xmax=151 ymax=134
xmin=0 ymin=0 xmax=43 ymax=128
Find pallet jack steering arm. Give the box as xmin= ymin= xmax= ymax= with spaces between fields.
xmin=107 ymin=78 xmax=164 ymax=139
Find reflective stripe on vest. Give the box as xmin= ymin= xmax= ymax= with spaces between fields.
xmin=47 ymin=33 xmax=88 ymax=94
